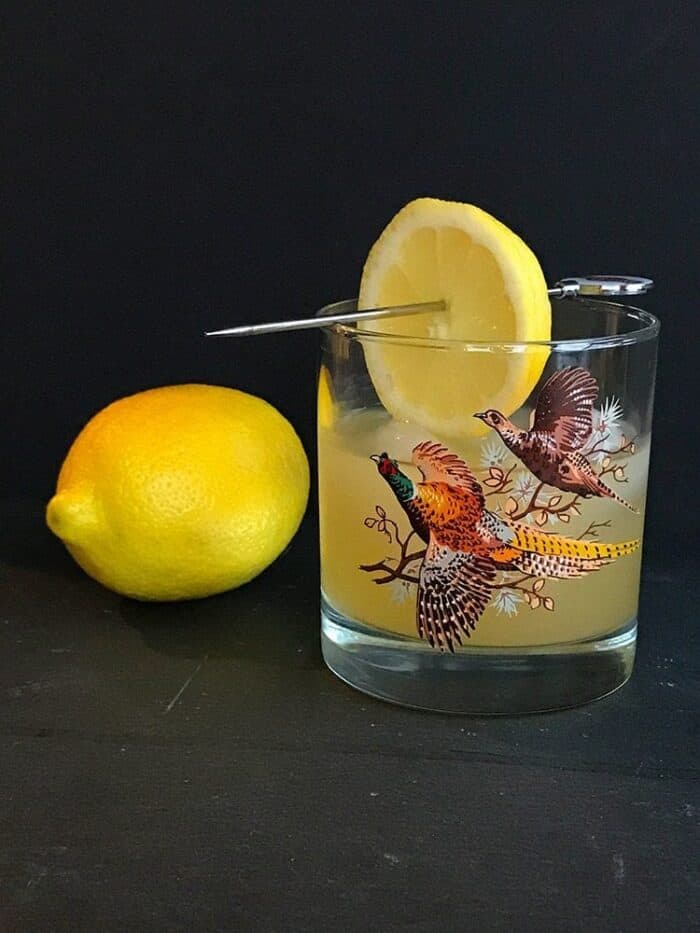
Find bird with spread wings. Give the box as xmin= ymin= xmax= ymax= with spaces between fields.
xmin=371 ymin=439 xmax=638 ymax=651
xmin=474 ymin=367 xmax=637 ymax=511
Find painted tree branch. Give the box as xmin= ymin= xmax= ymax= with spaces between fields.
xmin=492 ymin=574 xmax=555 ymax=610
xmin=506 ymin=479 xmax=581 ymax=526
xmin=577 ymin=519 xmax=612 ymax=540
xmin=482 ymin=463 xmax=517 ymax=497
xmin=509 ymin=479 xmax=544 ymax=520
xmin=599 ymin=460 xmax=629 ymax=483
xmin=586 ymin=433 xmax=637 ymax=458
xmin=360 ymin=513 xmax=425 ymax=585
xmin=362 ymin=505 xmax=400 ymax=543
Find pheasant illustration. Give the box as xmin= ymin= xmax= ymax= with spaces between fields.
xmin=474 ymin=366 xmax=637 ymax=511
xmin=370 ymin=441 xmax=638 ymax=651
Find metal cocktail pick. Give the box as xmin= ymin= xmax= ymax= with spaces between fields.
xmin=204 ymin=275 xmax=653 ymax=338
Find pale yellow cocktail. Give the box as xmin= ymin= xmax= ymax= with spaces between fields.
xmin=320 ymin=406 xmax=647 ymax=648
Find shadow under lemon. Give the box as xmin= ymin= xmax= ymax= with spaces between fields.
xmin=6 ymin=500 xmax=321 ymax=666
xmin=119 ymin=519 xmax=321 ymax=666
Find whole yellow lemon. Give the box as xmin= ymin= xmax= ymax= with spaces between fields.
xmin=46 ymin=384 xmax=310 ymax=601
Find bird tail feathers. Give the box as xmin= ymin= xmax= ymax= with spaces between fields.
xmin=511 ymin=550 xmax=610 ymax=579
xmin=508 ymin=523 xmax=638 ymax=577
xmin=597 ymin=480 xmax=639 ymax=513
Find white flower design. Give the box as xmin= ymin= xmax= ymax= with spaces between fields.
xmin=492 ymin=589 xmax=522 ymax=617
xmin=513 ymin=470 xmax=536 ymax=497
xmin=583 ymin=396 xmax=624 ymax=462
xmin=481 ymin=439 xmax=506 ymax=469
xmin=597 ymin=396 xmax=624 ymax=435
xmin=389 ymin=579 xmax=414 ymax=604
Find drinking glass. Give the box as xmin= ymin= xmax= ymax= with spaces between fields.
xmin=317 ymin=297 xmax=659 ymax=713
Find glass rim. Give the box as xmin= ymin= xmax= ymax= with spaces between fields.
xmin=316 ymin=297 xmax=660 ymax=352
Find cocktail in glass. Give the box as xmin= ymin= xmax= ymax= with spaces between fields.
xmin=318 ymin=296 xmax=659 ymax=713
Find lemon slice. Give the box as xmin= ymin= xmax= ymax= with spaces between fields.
xmin=317 ymin=364 xmax=335 ymax=429
xmin=358 ymin=197 xmax=551 ymax=437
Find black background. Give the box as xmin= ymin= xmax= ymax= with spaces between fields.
xmin=2 ymin=6 xmax=700 ymax=932
xmin=4 ymin=3 xmax=699 ymax=559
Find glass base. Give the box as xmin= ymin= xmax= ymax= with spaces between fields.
xmin=321 ymin=596 xmax=636 ymax=714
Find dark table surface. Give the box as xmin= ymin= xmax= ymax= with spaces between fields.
xmin=1 ymin=497 xmax=698 ymax=933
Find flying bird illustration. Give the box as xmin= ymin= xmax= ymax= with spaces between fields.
xmin=370 ymin=441 xmax=638 ymax=651
xmin=474 ymin=366 xmax=637 ymax=511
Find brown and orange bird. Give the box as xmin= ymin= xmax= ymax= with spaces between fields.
xmin=371 ymin=441 xmax=638 ymax=651
xmin=474 ymin=366 xmax=637 ymax=511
